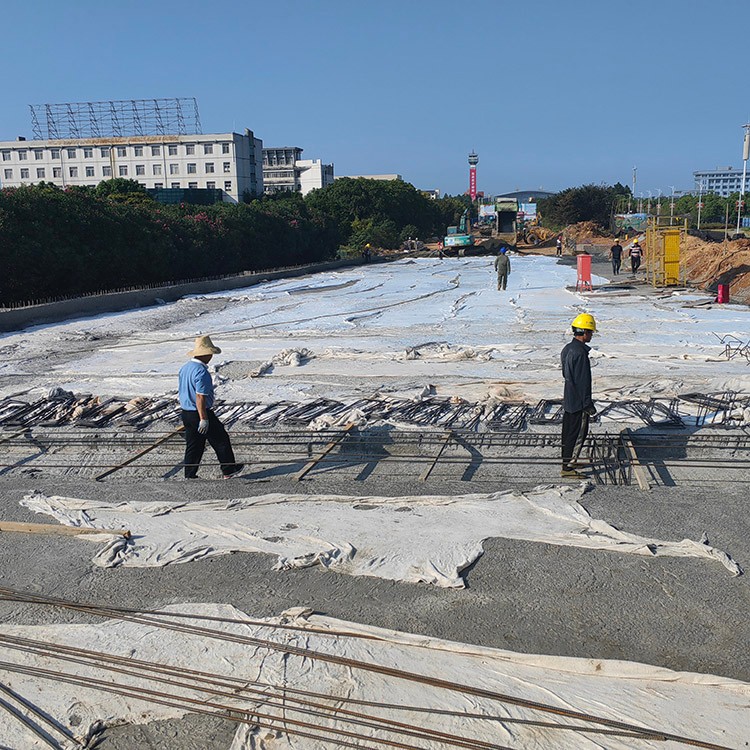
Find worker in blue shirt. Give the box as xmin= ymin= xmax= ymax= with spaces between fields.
xmin=178 ymin=335 xmax=243 ymax=479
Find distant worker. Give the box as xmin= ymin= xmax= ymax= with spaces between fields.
xmin=560 ymin=314 xmax=598 ymax=479
xmin=609 ymin=240 xmax=623 ymax=275
xmin=556 ymin=235 xmax=563 ymax=256
xmin=628 ymin=241 xmax=642 ymax=274
xmin=363 ymin=243 xmax=372 ymax=263
xmin=179 ymin=335 xmax=243 ymax=480
xmin=494 ymin=247 xmax=511 ymax=291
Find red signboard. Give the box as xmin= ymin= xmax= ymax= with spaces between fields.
xmin=469 ymin=167 xmax=477 ymax=201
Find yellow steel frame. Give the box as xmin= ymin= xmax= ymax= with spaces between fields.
xmin=645 ymin=217 xmax=687 ymax=287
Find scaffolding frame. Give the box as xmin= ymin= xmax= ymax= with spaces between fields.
xmin=29 ymin=98 xmax=202 ymax=140
xmin=644 ymin=216 xmax=687 ymax=287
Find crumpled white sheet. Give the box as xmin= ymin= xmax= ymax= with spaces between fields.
xmin=21 ymin=484 xmax=741 ymax=584
xmin=0 ymin=603 xmax=747 ymax=750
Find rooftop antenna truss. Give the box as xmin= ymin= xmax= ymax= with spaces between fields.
xmin=28 ymin=98 xmax=202 ymax=140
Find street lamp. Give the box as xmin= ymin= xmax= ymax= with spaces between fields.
xmin=669 ymin=186 xmax=675 ymax=225
xmin=697 ymin=180 xmax=706 ymax=230
xmin=735 ymin=123 xmax=750 ymax=235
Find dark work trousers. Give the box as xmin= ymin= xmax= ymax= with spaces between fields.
xmin=631 ymin=256 xmax=641 ymax=273
xmin=611 ymin=258 xmax=621 ymax=275
xmin=181 ymin=409 xmax=238 ymax=478
xmin=561 ymin=410 xmax=590 ymax=470
xmin=497 ymin=272 xmax=508 ymax=290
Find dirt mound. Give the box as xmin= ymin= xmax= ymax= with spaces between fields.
xmin=563 ymin=221 xmax=610 ymax=242
xmin=682 ymin=236 xmax=750 ymax=303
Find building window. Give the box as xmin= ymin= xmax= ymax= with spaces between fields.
xmin=223 ymin=162 xmax=230 ymax=173
xmin=67 ymin=148 xmax=76 ymax=158
xmin=153 ymin=164 xmax=162 ymax=175
xmin=168 ymin=144 xmax=177 ymax=155
xmin=169 ymin=163 xmax=179 ymax=175
xmin=102 ymin=165 xmax=112 ymax=177
xmin=185 ymin=144 xmax=195 ymax=155
xmin=171 ymin=182 xmax=180 ymax=188
xmin=154 ymin=182 xmax=163 ymax=189
xmin=118 ymin=165 xmax=128 ymax=176
xmin=116 ymin=146 xmax=127 ymax=157
xmin=221 ymin=143 xmax=230 ymax=154
xmin=3 ymin=169 xmax=12 ymax=179
xmin=53 ymin=167 xmax=62 ymax=178
xmin=85 ymin=166 xmax=95 ymax=177
xmin=203 ymin=144 xmax=213 ymax=155
xmin=100 ymin=147 xmax=110 ymax=157
xmin=20 ymin=168 xmax=29 ymax=178
xmin=206 ymin=181 xmax=215 ymax=189
xmin=205 ymin=162 xmax=215 ymax=173
xmin=18 ymin=150 xmax=27 ymax=161
xmin=188 ymin=182 xmax=198 ymax=189
xmin=151 ymin=145 xmax=161 ymax=156
xmin=69 ymin=166 xmax=78 ymax=177
xmin=1 ymin=150 xmax=10 ymax=161
xmin=34 ymin=149 xmax=44 ymax=160
xmin=83 ymin=147 xmax=93 ymax=158
xmin=187 ymin=163 xmax=197 ymax=174
xmin=224 ymin=180 xmax=232 ymax=191
xmin=134 ymin=145 xmax=143 ymax=156
xmin=36 ymin=167 xmax=45 ymax=178
xmin=135 ymin=164 xmax=145 ymax=175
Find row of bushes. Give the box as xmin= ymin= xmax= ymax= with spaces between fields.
xmin=0 ymin=178 xmax=469 ymax=304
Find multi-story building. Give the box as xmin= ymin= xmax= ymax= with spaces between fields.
xmin=0 ymin=129 xmax=263 ymax=202
xmin=693 ymin=167 xmax=746 ymax=197
xmin=262 ymin=147 xmax=334 ymax=195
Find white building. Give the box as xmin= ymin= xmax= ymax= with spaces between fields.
xmin=693 ymin=167 xmax=745 ymax=197
xmin=0 ymin=129 xmax=263 ymax=202
xmin=262 ymin=147 xmax=334 ymax=196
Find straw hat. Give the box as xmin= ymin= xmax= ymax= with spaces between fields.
xmin=187 ymin=335 xmax=221 ymax=357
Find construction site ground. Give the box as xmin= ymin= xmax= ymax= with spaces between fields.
xmin=0 ymin=249 xmax=748 ymax=749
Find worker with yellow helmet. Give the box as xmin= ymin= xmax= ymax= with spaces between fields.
xmin=560 ymin=313 xmax=598 ymax=478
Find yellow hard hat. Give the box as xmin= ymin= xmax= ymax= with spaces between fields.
xmin=571 ymin=313 xmax=597 ymax=332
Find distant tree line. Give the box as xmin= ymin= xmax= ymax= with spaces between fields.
xmin=0 ymin=178 xmax=469 ymax=304
xmin=537 ymin=182 xmax=748 ymax=230
xmin=537 ymin=183 xmax=631 ymax=229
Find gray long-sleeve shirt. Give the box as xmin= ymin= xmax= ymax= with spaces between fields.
xmin=561 ymin=337 xmax=593 ymax=413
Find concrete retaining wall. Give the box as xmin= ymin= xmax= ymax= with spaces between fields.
xmin=0 ymin=258 xmax=364 ymax=333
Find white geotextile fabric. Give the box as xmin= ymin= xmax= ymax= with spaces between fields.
xmin=21 ymin=484 xmax=741 ymax=584
xmin=0 ymin=603 xmax=747 ymax=750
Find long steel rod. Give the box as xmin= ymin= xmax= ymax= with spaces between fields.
xmin=0 ymin=633 xmax=659 ymax=743
xmin=0 ymin=587 xmax=725 ymax=747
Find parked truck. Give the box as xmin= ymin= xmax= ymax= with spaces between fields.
xmin=495 ymin=198 xmax=518 ymax=246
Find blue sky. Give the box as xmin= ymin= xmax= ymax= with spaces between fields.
xmin=2 ymin=0 xmax=749 ymax=196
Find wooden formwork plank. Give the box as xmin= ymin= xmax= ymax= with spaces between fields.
xmin=622 ymin=428 xmax=651 ymax=491
xmin=0 ymin=521 xmax=131 ymax=538
xmin=419 ymin=431 xmax=453 ymax=482
xmin=94 ymin=426 xmax=185 ymax=481
xmin=294 ymin=423 xmax=356 ymax=481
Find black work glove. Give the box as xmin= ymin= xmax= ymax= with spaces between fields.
xmin=584 ymin=405 xmax=597 ymax=417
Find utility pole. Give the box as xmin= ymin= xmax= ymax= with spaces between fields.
xmin=632 ymin=166 xmax=637 ymax=212
xmin=725 ymin=199 xmax=730 ymax=240
xmin=647 ymin=191 xmax=652 ymax=215
xmin=735 ymin=123 xmax=750 ymax=235
xmin=697 ymin=180 xmax=704 ymax=230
